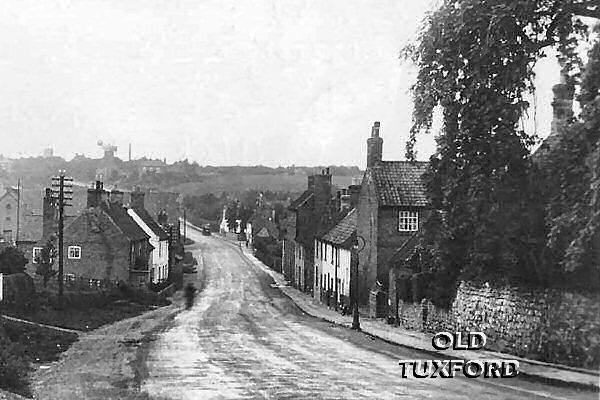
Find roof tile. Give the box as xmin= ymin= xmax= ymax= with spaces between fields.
xmin=370 ymin=161 xmax=429 ymax=207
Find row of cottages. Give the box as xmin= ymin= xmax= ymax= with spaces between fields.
xmin=286 ymin=167 xmax=360 ymax=293
xmin=314 ymin=208 xmax=357 ymax=309
xmin=60 ymin=182 xmax=170 ymax=287
xmin=285 ymin=121 xmax=430 ymax=318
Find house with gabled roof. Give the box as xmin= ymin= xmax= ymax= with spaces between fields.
xmin=357 ymin=122 xmax=431 ymax=318
xmin=288 ymin=168 xmax=335 ymax=293
xmin=62 ymin=181 xmax=152 ymax=287
xmin=127 ymin=188 xmax=169 ymax=284
xmin=314 ymin=208 xmax=357 ymax=309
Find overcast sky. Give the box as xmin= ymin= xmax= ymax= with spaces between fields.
xmin=0 ymin=0 xmax=566 ymax=166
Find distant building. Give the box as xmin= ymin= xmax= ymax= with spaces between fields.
xmin=219 ymin=207 xmax=229 ymax=234
xmin=356 ymin=122 xmax=430 ymax=318
xmin=0 ymin=187 xmax=20 ymax=244
xmin=138 ymin=160 xmax=167 ymax=175
xmin=280 ymin=212 xmax=296 ymax=283
xmin=42 ymin=148 xmax=54 ymax=158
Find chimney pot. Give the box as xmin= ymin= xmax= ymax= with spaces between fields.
xmin=367 ymin=121 xmax=383 ymax=168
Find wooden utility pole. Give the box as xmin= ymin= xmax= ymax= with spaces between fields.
xmin=15 ymin=178 xmax=20 ymax=244
xmin=183 ymin=208 xmax=187 ymax=243
xmin=51 ymin=171 xmax=72 ymax=306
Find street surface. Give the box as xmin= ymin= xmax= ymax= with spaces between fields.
xmin=142 ymin=226 xmax=597 ymax=400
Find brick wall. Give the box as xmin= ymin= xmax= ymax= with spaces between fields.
xmin=356 ymin=176 xmax=377 ymax=305
xmin=63 ymin=209 xmax=131 ymax=283
xmin=395 ymin=281 xmax=600 ymax=369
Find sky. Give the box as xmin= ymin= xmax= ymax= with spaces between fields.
xmin=0 ymin=0 xmax=570 ymax=167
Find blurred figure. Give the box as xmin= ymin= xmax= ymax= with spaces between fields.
xmin=185 ymin=283 xmax=196 ymax=309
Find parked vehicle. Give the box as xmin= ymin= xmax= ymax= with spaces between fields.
xmin=202 ymin=224 xmax=211 ymax=236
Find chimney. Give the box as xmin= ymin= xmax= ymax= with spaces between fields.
xmin=550 ymin=67 xmax=574 ymax=139
xmin=348 ymin=184 xmax=361 ymax=209
xmin=109 ymin=189 xmax=124 ymax=204
xmin=307 ymin=175 xmax=315 ymax=192
xmin=87 ymin=181 xmax=106 ymax=208
xmin=131 ymin=187 xmax=145 ymax=209
xmin=42 ymin=188 xmax=56 ymax=240
xmin=312 ymin=169 xmax=332 ymax=215
xmin=367 ymin=121 xmax=383 ymax=168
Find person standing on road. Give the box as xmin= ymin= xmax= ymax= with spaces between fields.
xmin=185 ymin=283 xmax=196 ymax=309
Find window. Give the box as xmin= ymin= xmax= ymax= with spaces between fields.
xmin=68 ymin=245 xmax=81 ymax=259
xmin=5 ymin=216 xmax=10 ymax=222
xmin=32 ymin=247 xmax=43 ymax=263
xmin=399 ymin=210 xmax=419 ymax=232
xmin=5 ymin=203 xmax=11 ymax=210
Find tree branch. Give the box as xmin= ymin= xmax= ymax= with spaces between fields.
xmin=569 ymin=3 xmax=600 ymax=19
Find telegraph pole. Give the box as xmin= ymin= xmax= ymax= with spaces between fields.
xmin=51 ymin=171 xmax=73 ymax=307
xmin=183 ymin=208 xmax=187 ymax=243
xmin=15 ymin=178 xmax=20 ymax=244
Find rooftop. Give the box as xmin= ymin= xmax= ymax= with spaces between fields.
xmin=370 ymin=161 xmax=429 ymax=207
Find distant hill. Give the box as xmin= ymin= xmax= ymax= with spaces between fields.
xmin=1 ymin=155 xmax=363 ymax=206
xmin=169 ymin=173 xmax=357 ymax=197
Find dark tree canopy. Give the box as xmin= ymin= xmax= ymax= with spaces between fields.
xmin=0 ymin=247 xmax=28 ymax=275
xmin=404 ymin=0 xmax=599 ymax=295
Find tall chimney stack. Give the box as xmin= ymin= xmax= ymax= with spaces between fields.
xmin=42 ymin=188 xmax=56 ymax=240
xmin=367 ymin=121 xmax=383 ymax=168
xmin=87 ymin=181 xmax=106 ymax=208
xmin=131 ymin=187 xmax=145 ymax=209
xmin=550 ymin=67 xmax=574 ymax=139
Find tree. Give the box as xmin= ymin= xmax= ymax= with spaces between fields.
xmin=541 ymin=36 xmax=600 ymax=290
xmin=35 ymin=240 xmax=57 ymax=287
xmin=404 ymin=0 xmax=596 ymax=288
xmin=0 ymin=246 xmax=28 ymax=275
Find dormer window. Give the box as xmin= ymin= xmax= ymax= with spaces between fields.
xmin=399 ymin=210 xmax=418 ymax=232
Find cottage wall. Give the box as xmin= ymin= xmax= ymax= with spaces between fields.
xmin=63 ymin=210 xmax=131 ymax=283
xmin=357 ymin=174 xmax=377 ymax=305
xmin=281 ymin=213 xmax=296 ymax=283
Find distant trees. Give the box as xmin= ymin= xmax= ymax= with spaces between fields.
xmin=404 ymin=0 xmax=599 ymax=296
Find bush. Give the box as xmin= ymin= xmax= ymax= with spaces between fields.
xmin=0 ymin=246 xmax=28 ymax=274
xmin=0 ymin=332 xmax=31 ymax=396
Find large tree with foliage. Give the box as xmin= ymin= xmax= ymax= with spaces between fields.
xmin=405 ymin=0 xmax=598 ymax=292
xmin=541 ymin=35 xmax=600 ymax=290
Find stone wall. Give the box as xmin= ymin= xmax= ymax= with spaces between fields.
xmin=395 ymin=281 xmax=600 ymax=369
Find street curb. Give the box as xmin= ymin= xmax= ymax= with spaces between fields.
xmin=1 ymin=315 xmax=83 ymax=335
xmin=228 ymin=238 xmax=599 ymax=392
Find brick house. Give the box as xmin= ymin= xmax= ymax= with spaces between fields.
xmin=62 ymin=181 xmax=152 ymax=287
xmin=314 ymin=208 xmax=357 ymax=309
xmin=288 ymin=169 xmax=335 ymax=293
xmin=356 ymin=121 xmax=430 ymax=318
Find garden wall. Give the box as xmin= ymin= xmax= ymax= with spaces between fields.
xmin=395 ymin=281 xmax=600 ymax=369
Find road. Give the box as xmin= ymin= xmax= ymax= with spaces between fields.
xmin=141 ymin=226 xmax=596 ymax=400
